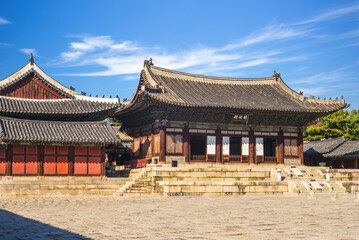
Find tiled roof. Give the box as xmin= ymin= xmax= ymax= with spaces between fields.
xmin=112 ymin=126 xmax=133 ymax=142
xmin=119 ymin=60 xmax=348 ymax=113
xmin=0 ymin=95 xmax=119 ymax=121
xmin=304 ymin=136 xmax=346 ymax=155
xmin=0 ymin=58 xmax=119 ymax=104
xmin=0 ymin=116 xmax=118 ymax=145
xmin=323 ymin=140 xmax=359 ymax=158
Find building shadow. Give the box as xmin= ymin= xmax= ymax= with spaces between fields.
xmin=0 ymin=209 xmax=91 ymax=240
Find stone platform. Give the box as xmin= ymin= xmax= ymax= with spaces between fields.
xmin=1 ymin=166 xmax=359 ymax=197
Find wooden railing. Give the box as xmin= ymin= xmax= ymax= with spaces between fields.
xmin=264 ymin=156 xmax=277 ymax=163
xmin=191 ymin=155 xmax=206 ymax=161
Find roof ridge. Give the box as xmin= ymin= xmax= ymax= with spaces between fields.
xmin=149 ymin=64 xmax=277 ymax=85
xmin=0 ymin=116 xmax=109 ymax=125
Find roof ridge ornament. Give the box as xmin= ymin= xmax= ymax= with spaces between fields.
xmin=29 ymin=53 xmax=34 ymax=65
xmin=273 ymin=70 xmax=280 ymax=81
xmin=144 ymin=58 xmax=154 ymax=67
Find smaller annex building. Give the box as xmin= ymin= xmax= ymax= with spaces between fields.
xmin=115 ymin=59 xmax=348 ymax=167
xmin=304 ymin=136 xmax=359 ymax=169
xmin=0 ymin=55 xmax=119 ymax=176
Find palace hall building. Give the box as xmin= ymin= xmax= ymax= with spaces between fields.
xmin=0 ymin=55 xmax=119 ymax=176
xmin=115 ymin=59 xmax=348 ymax=167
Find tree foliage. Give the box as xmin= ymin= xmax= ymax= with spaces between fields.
xmin=109 ymin=118 xmax=121 ymax=127
xmin=304 ymin=109 xmax=359 ymax=141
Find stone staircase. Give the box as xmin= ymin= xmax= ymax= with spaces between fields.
xmin=117 ymin=165 xmax=289 ymax=196
xmin=0 ymin=176 xmax=131 ymax=197
xmin=279 ymin=166 xmax=348 ymax=194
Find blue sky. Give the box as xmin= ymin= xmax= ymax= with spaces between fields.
xmin=0 ymin=0 xmax=358 ymax=108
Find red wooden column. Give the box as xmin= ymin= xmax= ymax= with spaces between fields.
xmin=249 ymin=128 xmax=255 ymax=164
xmin=277 ymin=129 xmax=284 ymax=164
xmin=151 ymin=127 xmax=155 ymax=161
xmin=159 ymin=126 xmax=166 ymax=163
xmin=183 ymin=124 xmax=189 ymax=163
xmin=354 ymin=157 xmax=359 ymax=169
xmin=298 ymin=129 xmax=304 ymax=165
xmin=7 ymin=145 xmax=12 ymax=176
xmin=68 ymin=146 xmax=75 ymax=176
xmin=216 ymin=126 xmax=222 ymax=164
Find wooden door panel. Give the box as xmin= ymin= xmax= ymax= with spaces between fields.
xmin=88 ymin=157 xmax=101 ymax=175
xmin=13 ymin=145 xmax=25 ymax=154
xmin=88 ymin=147 xmax=101 ymax=156
xmin=0 ymin=150 xmax=6 ymax=158
xmin=26 ymin=156 xmax=38 ymax=175
xmin=0 ymin=160 xmax=6 ymax=175
xmin=57 ymin=156 xmax=68 ymax=175
xmin=57 ymin=146 xmax=68 ymax=155
xmin=75 ymin=147 xmax=87 ymax=155
xmin=74 ymin=157 xmax=87 ymax=175
xmin=44 ymin=156 xmax=56 ymax=175
xmin=12 ymin=155 xmax=25 ymax=175
xmin=26 ymin=146 xmax=38 ymax=154
xmin=44 ymin=146 xmax=56 ymax=155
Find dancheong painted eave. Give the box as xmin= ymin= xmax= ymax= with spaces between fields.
xmin=116 ymin=59 xmax=349 ymax=116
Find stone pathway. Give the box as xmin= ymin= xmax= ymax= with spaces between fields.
xmin=0 ymin=194 xmax=358 ymax=239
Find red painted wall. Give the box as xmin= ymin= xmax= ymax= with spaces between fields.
xmin=0 ymin=75 xmax=66 ymax=99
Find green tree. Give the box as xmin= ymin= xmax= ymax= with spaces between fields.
xmin=109 ymin=118 xmax=121 ymax=127
xmin=304 ymin=109 xmax=359 ymax=141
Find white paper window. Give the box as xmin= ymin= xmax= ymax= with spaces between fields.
xmin=223 ymin=136 xmax=230 ymax=155
xmin=256 ymin=138 xmax=264 ymax=156
xmin=207 ymin=136 xmax=216 ymax=155
xmin=242 ymin=137 xmax=249 ymax=156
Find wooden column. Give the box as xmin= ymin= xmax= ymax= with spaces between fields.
xmin=277 ymin=129 xmax=284 ymax=164
xmin=7 ymin=145 xmax=12 ymax=176
xmin=151 ymin=127 xmax=155 ymax=161
xmin=159 ymin=126 xmax=166 ymax=163
xmin=215 ymin=126 xmax=222 ymax=164
xmin=101 ymin=147 xmax=105 ymax=176
xmin=354 ymin=157 xmax=359 ymax=169
xmin=249 ymin=128 xmax=255 ymax=164
xmin=69 ymin=146 xmax=75 ymax=176
xmin=298 ymin=129 xmax=304 ymax=165
xmin=38 ymin=146 xmax=44 ymax=176
xmin=183 ymin=124 xmax=189 ymax=163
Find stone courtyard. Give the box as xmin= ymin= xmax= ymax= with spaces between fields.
xmin=0 ymin=194 xmax=358 ymax=239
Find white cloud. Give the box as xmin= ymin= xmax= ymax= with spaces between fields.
xmin=0 ymin=17 xmax=10 ymax=25
xmin=296 ymin=3 xmax=359 ymax=25
xmin=19 ymin=48 xmax=37 ymax=56
xmin=223 ymin=24 xmax=310 ymax=50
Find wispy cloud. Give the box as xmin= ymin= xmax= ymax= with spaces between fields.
xmin=295 ymin=3 xmax=359 ymax=25
xmin=222 ymin=24 xmax=310 ymax=50
xmin=19 ymin=48 xmax=38 ymax=56
xmin=55 ymin=34 xmax=305 ymax=77
xmin=53 ymin=2 xmax=359 ymax=79
xmin=0 ymin=17 xmax=10 ymax=25
xmin=19 ymin=48 xmax=37 ymax=56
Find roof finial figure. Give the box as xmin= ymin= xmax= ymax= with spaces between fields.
xmin=273 ymin=70 xmax=280 ymax=80
xmin=144 ymin=58 xmax=154 ymax=67
xmin=29 ymin=53 xmax=34 ymax=65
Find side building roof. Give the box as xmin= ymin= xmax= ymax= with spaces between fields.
xmin=117 ymin=59 xmax=348 ymax=115
xmin=0 ymin=116 xmax=118 ymax=146
xmin=304 ymin=136 xmax=346 ymax=155
xmin=0 ymin=95 xmax=119 ymax=121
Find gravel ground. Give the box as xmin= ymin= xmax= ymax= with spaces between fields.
xmin=0 ymin=194 xmax=358 ymax=240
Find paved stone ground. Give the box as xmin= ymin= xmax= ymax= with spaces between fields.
xmin=0 ymin=194 xmax=358 ymax=240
